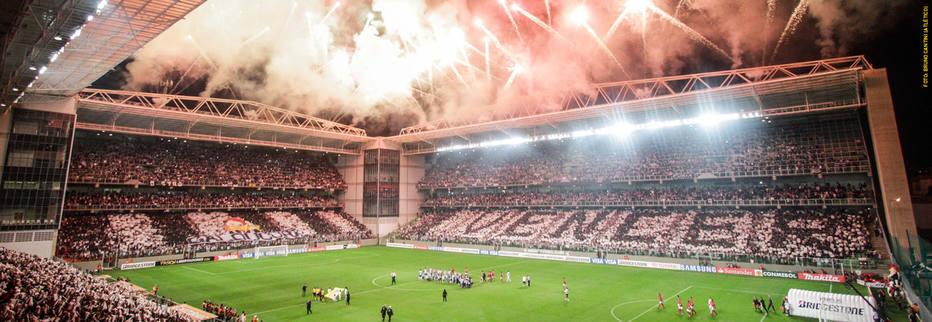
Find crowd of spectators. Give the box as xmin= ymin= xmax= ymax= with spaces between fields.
xmin=0 ymin=248 xmax=187 ymax=321
xmin=56 ymin=210 xmax=373 ymax=261
xmin=422 ymin=183 xmax=872 ymax=207
xmin=201 ymin=300 xmax=253 ymax=322
xmin=419 ymin=118 xmax=869 ymax=189
xmin=69 ymin=135 xmax=345 ymax=189
xmin=65 ymin=191 xmax=340 ymax=210
xmin=397 ymin=207 xmax=875 ymax=262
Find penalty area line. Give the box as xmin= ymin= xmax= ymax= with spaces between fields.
xmin=626 ymin=285 xmax=693 ymax=322
xmin=609 ymin=299 xmax=654 ymax=321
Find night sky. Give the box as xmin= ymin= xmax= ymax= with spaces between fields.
xmin=858 ymin=0 xmax=931 ymax=173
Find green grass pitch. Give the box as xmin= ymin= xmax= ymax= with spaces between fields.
xmin=111 ymin=246 xmax=864 ymax=321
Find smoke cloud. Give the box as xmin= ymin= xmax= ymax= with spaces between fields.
xmin=123 ymin=0 xmax=908 ymax=135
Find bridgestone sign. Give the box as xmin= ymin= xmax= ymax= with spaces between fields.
xmin=787 ymin=289 xmax=877 ymax=322
xmin=762 ymin=270 xmax=798 ymax=279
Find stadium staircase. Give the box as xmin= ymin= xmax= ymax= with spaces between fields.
xmin=872 ymin=233 xmax=892 ymax=263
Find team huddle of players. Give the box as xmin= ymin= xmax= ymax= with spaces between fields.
xmin=417 ymin=267 xmax=528 ymax=289
xmin=418 ymin=267 xmax=474 ymax=288
xmin=657 ymin=292 xmax=716 ymax=318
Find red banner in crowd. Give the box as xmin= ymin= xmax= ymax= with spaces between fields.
xmin=797 ymin=272 xmax=846 ymax=283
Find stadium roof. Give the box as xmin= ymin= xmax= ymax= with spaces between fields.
xmin=391 ymin=56 xmax=872 ymax=154
xmin=76 ymin=88 xmax=369 ymax=154
xmin=71 ymin=56 xmax=871 ymax=155
xmin=1 ymin=0 xmax=204 ymax=112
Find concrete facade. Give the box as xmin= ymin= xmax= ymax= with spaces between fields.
xmin=863 ymin=69 xmax=921 ymax=257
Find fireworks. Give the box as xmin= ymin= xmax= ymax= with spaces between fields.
xmin=243 ymin=26 xmax=270 ymax=45
xmin=320 ymin=1 xmax=340 ymax=25
xmin=498 ymin=0 xmax=524 ymax=41
xmin=770 ymin=0 xmax=810 ymax=63
xmin=647 ymin=5 xmax=735 ymax=64
xmin=766 ymin=0 xmax=777 ymax=23
xmin=131 ymin=0 xmax=872 ymax=128
xmin=473 ymin=18 xmax=514 ymax=59
xmin=503 ymin=63 xmax=524 ymax=89
xmin=605 ymin=0 xmax=652 ymax=40
xmin=483 ymin=37 xmax=491 ymax=81
xmin=571 ymin=6 xmax=629 ymax=78
xmin=511 ymin=4 xmax=565 ymax=42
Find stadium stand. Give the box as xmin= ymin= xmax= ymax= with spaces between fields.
xmin=418 ymin=118 xmax=870 ymax=188
xmin=421 ymin=183 xmax=873 ymax=207
xmin=0 ymin=248 xmax=187 ymax=321
xmin=69 ymin=134 xmax=346 ymax=190
xmin=65 ymin=190 xmax=340 ymax=211
xmin=398 ymin=207 xmax=877 ymax=263
xmin=401 ymin=116 xmax=883 ymax=266
xmin=56 ymin=210 xmax=373 ymax=261
xmin=57 ymin=131 xmax=372 ymax=262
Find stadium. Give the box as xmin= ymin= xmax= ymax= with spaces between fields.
xmin=0 ymin=0 xmax=928 ymax=321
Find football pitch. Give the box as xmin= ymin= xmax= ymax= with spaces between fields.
xmin=111 ymin=247 xmax=865 ymax=321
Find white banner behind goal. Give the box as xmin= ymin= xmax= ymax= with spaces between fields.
xmin=255 ymin=245 xmax=290 ymax=259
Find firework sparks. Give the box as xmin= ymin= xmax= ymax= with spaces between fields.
xmin=647 ymin=5 xmax=735 ymax=64
xmin=243 ymin=26 xmax=270 ymax=44
xmin=503 ymin=63 xmax=524 ymax=90
xmin=571 ymin=6 xmax=630 ymax=78
xmin=185 ymin=34 xmax=217 ymax=69
xmin=498 ymin=0 xmax=524 ymax=41
xmin=770 ymin=0 xmax=809 ymax=63
xmin=474 ymin=18 xmax=516 ymax=59
xmin=673 ymin=0 xmax=691 ymax=18
xmin=544 ymin=0 xmax=552 ymax=25
xmin=511 ymin=4 xmax=566 ymax=42
xmin=321 ymin=1 xmax=341 ymax=24
xmin=766 ymin=0 xmax=777 ymax=23
xmin=449 ymin=63 xmax=467 ymax=85
xmin=606 ymin=0 xmax=652 ymax=40
xmin=483 ymin=37 xmax=491 ymax=81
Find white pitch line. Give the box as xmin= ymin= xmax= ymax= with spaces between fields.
xmin=759 ymin=311 xmax=768 ymax=322
xmin=180 ymin=265 xmax=217 ymax=276
xmin=609 ymin=299 xmax=654 ymax=321
xmin=627 ymin=285 xmax=693 ymax=322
